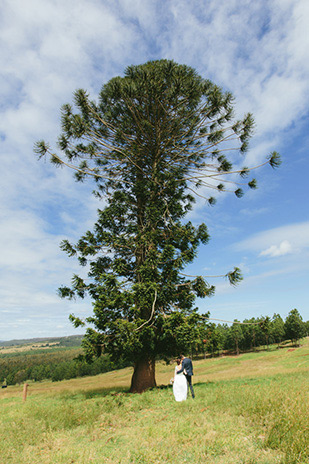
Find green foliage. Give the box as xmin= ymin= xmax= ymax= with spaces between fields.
xmin=284 ymin=309 xmax=306 ymax=345
xmin=271 ymin=313 xmax=285 ymax=346
xmin=203 ymin=323 xmax=225 ymax=355
xmin=0 ymin=346 xmax=127 ymax=385
xmin=268 ymin=151 xmax=282 ymax=168
xmin=204 ymin=311 xmax=307 ymax=356
xmin=35 ymin=60 xmax=280 ymax=389
xmin=228 ymin=320 xmax=244 ymax=355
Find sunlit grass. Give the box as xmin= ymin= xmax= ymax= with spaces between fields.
xmin=0 ymin=339 xmax=308 ymax=463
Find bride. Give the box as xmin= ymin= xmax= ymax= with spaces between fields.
xmin=172 ymin=358 xmax=187 ymax=401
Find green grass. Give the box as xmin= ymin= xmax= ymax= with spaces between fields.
xmin=0 ymin=340 xmax=308 ymax=464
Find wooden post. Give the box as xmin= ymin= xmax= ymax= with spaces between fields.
xmin=23 ymin=383 xmax=29 ymax=402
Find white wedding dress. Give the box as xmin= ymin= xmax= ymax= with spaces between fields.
xmin=173 ymin=366 xmax=187 ymax=401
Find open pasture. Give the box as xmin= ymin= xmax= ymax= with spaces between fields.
xmin=1 ymin=339 xmax=308 ymax=464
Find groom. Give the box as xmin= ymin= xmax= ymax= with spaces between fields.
xmin=176 ymin=354 xmax=195 ymax=398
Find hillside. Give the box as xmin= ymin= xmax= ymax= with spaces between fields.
xmin=0 ymin=334 xmax=83 ymax=349
xmin=0 ymin=338 xmax=308 ymax=463
xmin=0 ymin=335 xmax=125 ymax=385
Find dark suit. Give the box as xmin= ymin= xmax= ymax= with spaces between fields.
xmin=176 ymin=357 xmax=195 ymax=398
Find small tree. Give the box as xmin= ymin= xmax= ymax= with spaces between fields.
xmin=35 ymin=60 xmax=279 ymax=392
xmin=217 ymin=323 xmax=230 ymax=352
xmin=271 ymin=313 xmax=285 ymax=347
xmin=229 ymin=321 xmax=244 ymax=356
xmin=285 ymin=309 xmax=306 ymax=346
xmin=260 ymin=316 xmax=271 ymax=350
xmin=241 ymin=318 xmax=258 ymax=351
xmin=206 ymin=324 xmax=224 ymax=357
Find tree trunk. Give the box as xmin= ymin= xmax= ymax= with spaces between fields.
xmin=252 ymin=330 xmax=256 ymax=352
xmin=236 ymin=339 xmax=239 ymax=356
xmin=130 ymin=358 xmax=156 ymax=393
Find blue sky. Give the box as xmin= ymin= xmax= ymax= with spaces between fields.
xmin=0 ymin=0 xmax=308 ymax=341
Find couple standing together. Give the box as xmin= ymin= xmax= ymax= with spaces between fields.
xmin=172 ymin=355 xmax=195 ymax=402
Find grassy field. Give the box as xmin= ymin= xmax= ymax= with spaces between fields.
xmin=1 ymin=339 xmax=308 ymax=464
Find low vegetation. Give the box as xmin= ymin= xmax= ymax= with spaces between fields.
xmin=1 ymin=338 xmax=308 ymax=464
xmin=0 ymin=340 xmax=127 ymax=385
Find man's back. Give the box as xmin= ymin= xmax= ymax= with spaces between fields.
xmin=182 ymin=357 xmax=193 ymax=376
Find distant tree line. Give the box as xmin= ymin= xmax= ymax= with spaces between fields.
xmin=0 ymin=348 xmax=127 ymax=386
xmin=201 ymin=309 xmax=308 ymax=357
xmin=1 ymin=309 xmax=307 ymax=386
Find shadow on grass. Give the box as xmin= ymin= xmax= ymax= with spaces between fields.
xmin=60 ymin=376 xmax=274 ymax=402
xmin=58 ymin=385 xmax=129 ymax=400
xmin=82 ymin=383 xmax=175 ymax=398
xmin=68 ymin=381 xmax=219 ymax=400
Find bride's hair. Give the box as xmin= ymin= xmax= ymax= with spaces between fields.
xmin=176 ymin=358 xmax=181 ymax=365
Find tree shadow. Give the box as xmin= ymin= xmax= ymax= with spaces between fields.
xmin=58 ymin=385 xmax=129 ymax=400
xmin=59 ymin=379 xmax=221 ymax=401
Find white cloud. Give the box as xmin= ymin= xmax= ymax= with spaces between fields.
xmin=234 ymin=222 xmax=309 ymax=257
xmin=260 ymin=240 xmax=293 ymax=258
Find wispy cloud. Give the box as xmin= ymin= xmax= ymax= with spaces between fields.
xmin=234 ymin=221 xmax=309 ymax=257
xmin=260 ymin=240 xmax=293 ymax=258
xmin=240 ymin=207 xmax=271 ymax=217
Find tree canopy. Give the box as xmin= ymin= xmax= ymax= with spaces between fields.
xmin=35 ymin=60 xmax=280 ymax=392
xmin=284 ymin=309 xmax=306 ymax=345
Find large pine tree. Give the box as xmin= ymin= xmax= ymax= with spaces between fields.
xmin=35 ymin=60 xmax=280 ymax=392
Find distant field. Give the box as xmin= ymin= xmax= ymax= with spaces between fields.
xmin=0 ymin=341 xmax=63 ymax=355
xmin=0 ymin=337 xmax=122 ymax=385
xmin=0 ymin=338 xmax=308 ymax=463
xmin=0 ymin=335 xmax=83 ymax=351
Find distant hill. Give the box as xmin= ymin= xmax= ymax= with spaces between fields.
xmin=0 ymin=335 xmax=84 ymax=348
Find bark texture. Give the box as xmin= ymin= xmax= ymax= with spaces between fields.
xmin=130 ymin=358 xmax=156 ymax=393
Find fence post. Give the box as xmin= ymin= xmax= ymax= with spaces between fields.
xmin=23 ymin=383 xmax=29 ymax=402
